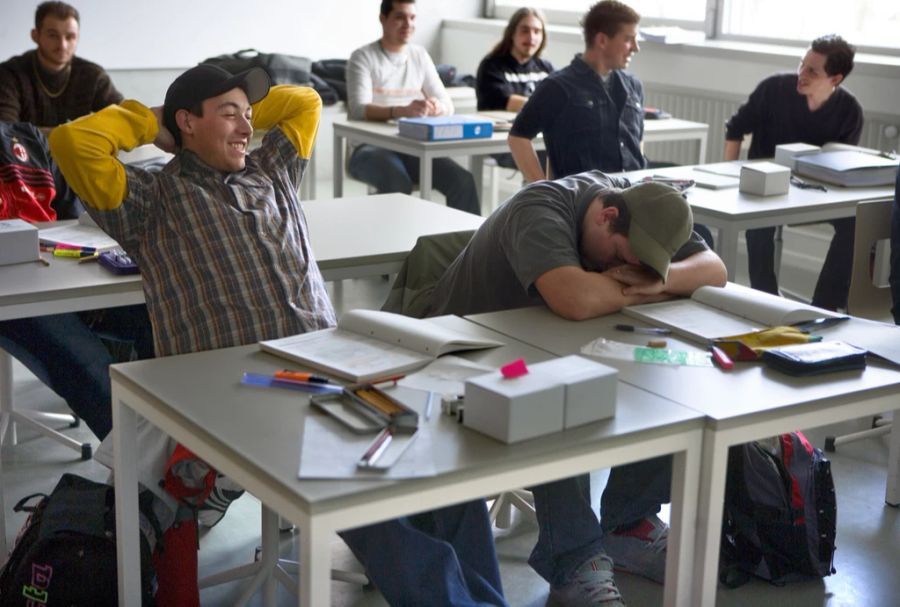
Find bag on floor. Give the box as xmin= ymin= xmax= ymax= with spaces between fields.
xmin=720 ymin=431 xmax=837 ymax=587
xmin=0 ymin=473 xmax=160 ymax=606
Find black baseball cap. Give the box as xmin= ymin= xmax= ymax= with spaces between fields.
xmin=163 ymin=64 xmax=271 ymax=145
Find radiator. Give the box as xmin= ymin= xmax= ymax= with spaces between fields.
xmin=643 ymin=86 xmax=900 ymax=165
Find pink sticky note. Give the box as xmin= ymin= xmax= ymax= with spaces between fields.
xmin=500 ymin=358 xmax=529 ymax=379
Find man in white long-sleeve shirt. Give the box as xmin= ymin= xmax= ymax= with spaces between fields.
xmin=345 ymin=0 xmax=480 ymax=215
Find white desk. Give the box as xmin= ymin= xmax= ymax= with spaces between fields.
xmin=465 ymin=304 xmax=900 ymax=607
xmin=111 ymin=316 xmax=705 ymax=606
xmin=620 ymin=164 xmax=895 ymax=280
xmin=331 ymin=117 xmax=709 ymax=205
xmin=0 ymin=194 xmax=482 ymax=556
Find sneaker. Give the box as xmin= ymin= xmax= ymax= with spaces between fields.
xmin=602 ymin=515 xmax=668 ymax=584
xmin=547 ymin=554 xmax=626 ymax=606
xmin=197 ymin=475 xmax=245 ymax=528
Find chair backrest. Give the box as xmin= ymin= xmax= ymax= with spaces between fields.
xmin=381 ymin=230 xmax=476 ymax=318
xmin=847 ymin=199 xmax=893 ymax=320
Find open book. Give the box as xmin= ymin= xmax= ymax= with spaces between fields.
xmin=259 ymin=309 xmax=503 ymax=382
xmin=622 ymin=283 xmax=843 ymax=344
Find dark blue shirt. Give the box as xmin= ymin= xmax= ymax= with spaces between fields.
xmin=510 ymin=54 xmax=646 ymax=177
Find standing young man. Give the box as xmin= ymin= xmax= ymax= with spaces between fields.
xmin=346 ymin=0 xmax=480 ymax=215
xmin=725 ymin=35 xmax=863 ymax=310
xmin=0 ymin=1 xmax=123 ymax=131
xmin=50 ymin=64 xmax=506 ymax=607
xmin=508 ymin=1 xmax=644 ymax=182
xmin=427 ymin=173 xmax=726 ymax=605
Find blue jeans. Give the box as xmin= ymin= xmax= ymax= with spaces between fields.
xmin=339 ymin=500 xmax=507 ymax=606
xmin=348 ymin=144 xmax=481 ymax=215
xmin=746 ymin=219 xmax=855 ymax=310
xmin=890 ymin=170 xmax=900 ymax=324
xmin=528 ymin=456 xmax=671 ymax=586
xmin=0 ymin=305 xmax=154 ymax=440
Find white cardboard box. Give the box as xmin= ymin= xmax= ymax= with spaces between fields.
xmin=0 ymin=219 xmax=39 ymax=266
xmin=774 ymin=143 xmax=821 ymax=169
xmin=739 ymin=161 xmax=790 ymax=196
xmin=464 ymin=371 xmax=564 ymax=443
xmin=530 ymin=356 xmax=618 ymax=429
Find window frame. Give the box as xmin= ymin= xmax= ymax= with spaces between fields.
xmin=485 ymin=0 xmax=900 ymax=57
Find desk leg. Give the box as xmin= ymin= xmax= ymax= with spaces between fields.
xmin=471 ymin=155 xmax=485 ymax=214
xmin=664 ymin=431 xmax=701 ymax=607
xmin=298 ymin=518 xmax=332 ymax=607
xmin=420 ymin=154 xmax=434 ymax=201
xmin=886 ymin=408 xmax=900 ymax=507
xmin=693 ymin=428 xmax=729 ymax=607
xmin=0 ymin=348 xmax=16 ymax=446
xmin=333 ymin=133 xmax=344 ymax=198
xmin=716 ymin=227 xmax=739 ymax=281
xmin=697 ymin=135 xmax=708 ymax=165
xmin=112 ymin=390 xmax=142 ymax=607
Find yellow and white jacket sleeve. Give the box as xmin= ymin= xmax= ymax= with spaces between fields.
xmin=48 ymin=100 xmax=158 ymax=211
xmin=251 ymin=85 xmax=321 ymax=160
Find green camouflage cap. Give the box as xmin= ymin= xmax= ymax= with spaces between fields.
xmin=621 ymin=181 xmax=693 ymax=282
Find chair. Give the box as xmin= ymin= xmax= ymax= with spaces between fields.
xmin=824 ymin=199 xmax=893 ymax=452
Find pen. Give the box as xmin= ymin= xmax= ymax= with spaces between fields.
xmin=614 ymin=324 xmax=672 ymax=336
xmin=709 ymin=345 xmax=734 ymax=370
xmin=273 ymin=370 xmax=331 ymax=384
xmin=369 ymin=373 xmax=405 ymax=386
xmin=359 ymin=427 xmax=393 ymax=466
xmin=78 ymin=253 xmax=100 ymax=263
xmin=52 ymin=248 xmax=95 ymax=258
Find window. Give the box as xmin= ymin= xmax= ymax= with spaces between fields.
xmin=488 ymin=0 xmax=900 ymax=53
xmin=719 ymin=0 xmax=899 ymax=50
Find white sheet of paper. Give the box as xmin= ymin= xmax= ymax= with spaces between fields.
xmin=397 ymin=355 xmax=492 ymax=396
xmin=39 ymin=224 xmax=120 ymax=250
xmin=298 ymin=414 xmax=436 ymax=480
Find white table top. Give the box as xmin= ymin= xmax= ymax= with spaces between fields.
xmin=622 ymin=163 xmax=894 ymax=226
xmin=0 ymin=194 xmax=483 ymax=321
xmin=466 ymin=304 xmax=900 ymax=428
xmin=110 ymin=315 xmax=703 ymax=513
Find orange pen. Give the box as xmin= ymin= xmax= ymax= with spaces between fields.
xmin=273 ymin=370 xmax=331 ymax=384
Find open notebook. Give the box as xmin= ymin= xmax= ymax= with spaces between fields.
xmin=260 ymin=309 xmax=502 ymax=382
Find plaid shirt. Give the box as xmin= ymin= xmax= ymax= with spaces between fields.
xmin=64 ymin=92 xmax=336 ymax=356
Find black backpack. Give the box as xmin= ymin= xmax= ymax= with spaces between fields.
xmin=0 ymin=474 xmax=159 ymax=606
xmin=720 ymin=432 xmax=837 ymax=588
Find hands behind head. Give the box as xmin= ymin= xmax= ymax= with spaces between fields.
xmin=605 ymin=264 xmax=665 ymax=296
xmin=150 ymin=106 xmax=176 ymax=153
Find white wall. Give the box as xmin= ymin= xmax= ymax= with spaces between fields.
xmin=1 ymin=0 xmax=481 ymax=101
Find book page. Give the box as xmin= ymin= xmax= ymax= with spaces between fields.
xmin=693 ymin=284 xmax=841 ymax=326
xmin=260 ymin=327 xmax=430 ymax=382
xmin=339 ymin=309 xmax=502 ymax=357
xmin=39 ymin=224 xmax=120 ymax=250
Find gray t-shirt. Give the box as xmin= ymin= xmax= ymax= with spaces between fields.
xmin=427 ymin=170 xmax=709 ymax=317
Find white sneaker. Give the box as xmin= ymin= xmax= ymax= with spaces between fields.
xmin=547 ymin=553 xmax=626 ymax=606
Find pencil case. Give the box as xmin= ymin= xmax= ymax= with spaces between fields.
xmin=310 ymin=383 xmax=418 ymax=433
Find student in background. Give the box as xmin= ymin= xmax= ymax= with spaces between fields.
xmin=0 ymin=2 xmax=122 ymax=132
xmin=346 ymin=0 xmax=480 ymax=215
xmin=50 ymin=65 xmax=506 ymax=607
xmin=725 ymin=35 xmax=863 ymax=310
xmin=427 ymin=172 xmax=726 ymax=605
xmin=0 ymin=121 xmax=152 ymax=440
xmin=890 ymin=168 xmax=900 ymax=324
xmin=476 ymin=7 xmax=553 ymax=170
xmin=476 ymin=7 xmax=553 ymax=113
xmin=508 ymin=0 xmax=644 ymax=183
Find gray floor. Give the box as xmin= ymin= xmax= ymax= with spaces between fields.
xmin=3 ymin=274 xmax=899 ymax=606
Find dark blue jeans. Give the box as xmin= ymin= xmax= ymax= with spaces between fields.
xmin=746 ymin=218 xmax=855 ymax=310
xmin=0 ymin=304 xmax=153 ymax=439
xmin=891 ymin=169 xmax=900 ymax=324
xmin=528 ymin=456 xmax=672 ymax=586
xmin=339 ymin=500 xmax=507 ymax=606
xmin=348 ymin=144 xmax=481 ymax=215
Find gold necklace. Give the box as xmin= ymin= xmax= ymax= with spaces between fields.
xmin=32 ymin=54 xmax=71 ymax=99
